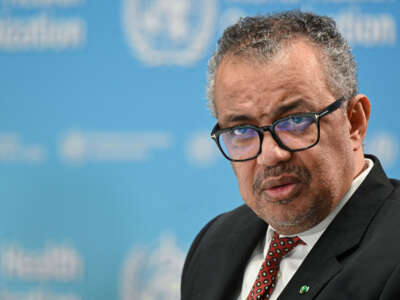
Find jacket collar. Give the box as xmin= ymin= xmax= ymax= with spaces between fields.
xmin=185 ymin=155 xmax=392 ymax=300
xmin=279 ymin=155 xmax=393 ymax=299
xmin=207 ymin=206 xmax=268 ymax=299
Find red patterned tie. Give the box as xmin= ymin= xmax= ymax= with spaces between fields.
xmin=247 ymin=232 xmax=305 ymax=300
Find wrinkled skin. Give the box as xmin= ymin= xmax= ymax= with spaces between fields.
xmin=214 ymin=39 xmax=370 ymax=234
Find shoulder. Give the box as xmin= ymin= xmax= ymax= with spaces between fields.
xmin=369 ymin=177 xmax=400 ymax=229
xmin=197 ymin=205 xmax=260 ymax=237
xmin=181 ymin=205 xmax=267 ymax=294
xmin=389 ymin=178 xmax=400 ymax=196
xmin=183 ymin=205 xmax=260 ymax=264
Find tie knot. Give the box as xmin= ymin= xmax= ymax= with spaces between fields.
xmin=267 ymin=232 xmax=305 ymax=262
xmin=247 ymin=232 xmax=306 ymax=300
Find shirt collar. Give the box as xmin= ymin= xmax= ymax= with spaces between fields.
xmin=265 ymin=158 xmax=374 ymax=255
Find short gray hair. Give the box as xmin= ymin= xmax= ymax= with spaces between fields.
xmin=207 ymin=11 xmax=358 ymax=117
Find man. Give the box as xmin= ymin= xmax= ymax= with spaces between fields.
xmin=181 ymin=11 xmax=400 ymax=300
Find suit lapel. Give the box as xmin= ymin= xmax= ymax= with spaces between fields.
xmin=205 ymin=206 xmax=268 ymax=299
xmin=279 ymin=156 xmax=393 ymax=299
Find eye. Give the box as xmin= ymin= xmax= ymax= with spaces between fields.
xmin=292 ymin=116 xmax=305 ymax=124
xmin=222 ymin=127 xmax=258 ymax=146
xmin=275 ymin=116 xmax=314 ymax=132
xmin=228 ymin=127 xmax=258 ymax=139
xmin=233 ymin=127 xmax=251 ymax=136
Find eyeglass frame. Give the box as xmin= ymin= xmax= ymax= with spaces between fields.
xmin=210 ymin=97 xmax=345 ymax=162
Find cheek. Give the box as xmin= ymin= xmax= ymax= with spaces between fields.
xmin=232 ymin=163 xmax=256 ymax=199
xmin=318 ymin=120 xmax=353 ymax=166
xmin=322 ymin=115 xmax=353 ymax=152
xmin=306 ymin=135 xmax=355 ymax=199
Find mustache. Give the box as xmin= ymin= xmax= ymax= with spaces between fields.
xmin=253 ymin=162 xmax=311 ymax=194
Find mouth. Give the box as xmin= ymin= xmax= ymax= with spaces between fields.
xmin=257 ymin=175 xmax=302 ymax=203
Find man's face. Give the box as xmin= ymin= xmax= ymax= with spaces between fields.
xmin=213 ymin=40 xmax=361 ymax=234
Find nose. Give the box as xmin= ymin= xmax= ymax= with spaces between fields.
xmin=256 ymin=131 xmax=292 ymax=166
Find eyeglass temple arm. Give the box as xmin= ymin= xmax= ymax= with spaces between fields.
xmin=211 ymin=123 xmax=220 ymax=139
xmin=318 ymin=98 xmax=344 ymax=118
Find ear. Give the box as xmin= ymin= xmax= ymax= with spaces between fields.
xmin=346 ymin=94 xmax=371 ymax=151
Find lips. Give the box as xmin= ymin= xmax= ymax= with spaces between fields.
xmin=256 ymin=175 xmax=302 ymax=203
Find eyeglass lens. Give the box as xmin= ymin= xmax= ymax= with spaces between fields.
xmin=219 ymin=115 xmax=318 ymax=161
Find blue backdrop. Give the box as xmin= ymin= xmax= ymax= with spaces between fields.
xmin=1 ymin=0 xmax=399 ymax=299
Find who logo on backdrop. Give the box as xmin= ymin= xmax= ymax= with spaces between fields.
xmin=120 ymin=233 xmax=185 ymax=300
xmin=122 ymin=0 xmax=217 ymax=66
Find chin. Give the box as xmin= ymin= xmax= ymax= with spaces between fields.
xmin=259 ymin=204 xmax=325 ymax=234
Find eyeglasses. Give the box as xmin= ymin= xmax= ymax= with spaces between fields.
xmin=211 ymin=98 xmax=344 ymax=162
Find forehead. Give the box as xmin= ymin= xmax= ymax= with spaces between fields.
xmin=214 ymin=40 xmax=331 ymax=125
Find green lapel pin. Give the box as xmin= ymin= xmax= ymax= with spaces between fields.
xmin=299 ymin=285 xmax=310 ymax=295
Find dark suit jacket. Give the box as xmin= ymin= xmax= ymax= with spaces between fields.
xmin=181 ymin=155 xmax=400 ymax=299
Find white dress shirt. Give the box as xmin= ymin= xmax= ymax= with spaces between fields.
xmin=237 ymin=158 xmax=374 ymax=300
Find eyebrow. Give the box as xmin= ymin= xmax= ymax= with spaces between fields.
xmin=224 ymin=114 xmax=256 ymax=124
xmin=223 ymin=98 xmax=312 ymax=125
xmin=268 ymin=98 xmax=311 ymax=118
